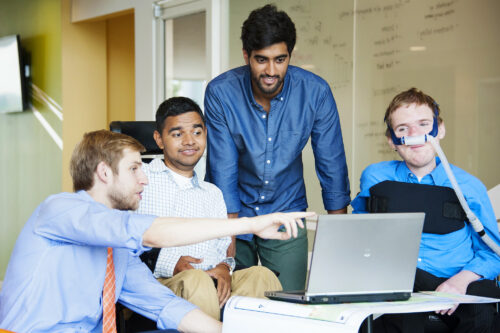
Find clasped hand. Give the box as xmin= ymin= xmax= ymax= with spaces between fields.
xmin=174 ymin=257 xmax=232 ymax=307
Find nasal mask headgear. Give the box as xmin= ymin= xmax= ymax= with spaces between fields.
xmin=387 ymin=104 xmax=439 ymax=146
xmin=384 ymin=102 xmax=500 ymax=256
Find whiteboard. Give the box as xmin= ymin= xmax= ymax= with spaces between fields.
xmin=228 ymin=0 xmax=500 ymax=213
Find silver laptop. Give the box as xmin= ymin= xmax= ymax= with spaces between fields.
xmin=265 ymin=213 xmax=425 ymax=304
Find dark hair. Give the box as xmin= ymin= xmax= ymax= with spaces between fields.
xmin=384 ymin=87 xmax=442 ymax=137
xmin=241 ymin=4 xmax=296 ymax=56
xmin=155 ymin=97 xmax=205 ymax=133
xmin=70 ymin=130 xmax=145 ymax=191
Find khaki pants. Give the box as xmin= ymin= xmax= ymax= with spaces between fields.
xmin=157 ymin=266 xmax=282 ymax=320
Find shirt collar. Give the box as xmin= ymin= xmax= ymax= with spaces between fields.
xmin=428 ymin=157 xmax=447 ymax=184
xmin=147 ymin=158 xmax=205 ymax=190
xmin=78 ymin=190 xmax=111 ymax=211
xmin=78 ymin=189 xmax=95 ymax=202
xmin=395 ymin=161 xmax=415 ymax=182
xmin=147 ymin=157 xmax=169 ymax=173
xmin=395 ymin=156 xmax=445 ymax=185
xmin=275 ymin=67 xmax=290 ymax=100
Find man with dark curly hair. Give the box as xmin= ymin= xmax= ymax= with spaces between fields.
xmin=204 ymin=5 xmax=350 ymax=290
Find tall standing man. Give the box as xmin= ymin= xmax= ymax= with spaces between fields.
xmin=204 ymin=5 xmax=350 ymax=290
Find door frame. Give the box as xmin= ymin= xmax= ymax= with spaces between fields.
xmin=153 ymin=0 xmax=228 ymax=108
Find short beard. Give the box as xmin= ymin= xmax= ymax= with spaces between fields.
xmin=255 ymin=75 xmax=282 ymax=96
xmin=108 ymin=187 xmax=138 ymax=211
xmin=249 ymin=65 xmax=284 ymax=96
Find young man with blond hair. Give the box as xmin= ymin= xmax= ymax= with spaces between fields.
xmin=0 ymin=130 xmax=311 ymax=333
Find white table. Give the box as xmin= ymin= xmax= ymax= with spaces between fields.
xmin=222 ymin=293 xmax=499 ymax=333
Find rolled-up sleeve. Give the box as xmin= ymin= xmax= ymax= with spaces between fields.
xmin=34 ymin=192 xmax=156 ymax=253
xmin=310 ymin=86 xmax=350 ymax=211
xmin=204 ymin=85 xmax=241 ymax=213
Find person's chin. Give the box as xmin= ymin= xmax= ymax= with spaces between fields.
xmin=179 ymin=155 xmax=202 ymax=165
xmin=128 ymin=200 xmax=140 ymax=211
xmin=259 ymin=82 xmax=278 ymax=94
xmin=407 ymin=156 xmax=433 ymax=167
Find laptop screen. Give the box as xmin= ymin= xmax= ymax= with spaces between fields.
xmin=306 ymin=213 xmax=424 ymax=295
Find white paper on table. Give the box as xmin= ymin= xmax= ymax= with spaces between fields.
xmin=229 ymin=296 xmax=315 ymax=319
xmin=221 ymin=292 xmax=497 ymax=333
xmin=419 ymin=291 xmax=500 ymax=304
xmin=223 ymin=297 xmax=367 ymax=333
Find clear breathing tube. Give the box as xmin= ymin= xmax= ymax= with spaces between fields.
xmin=401 ymin=134 xmax=500 ymax=256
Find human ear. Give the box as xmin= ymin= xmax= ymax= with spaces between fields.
xmin=437 ymin=122 xmax=446 ymax=140
xmin=96 ymin=161 xmax=111 ymax=183
xmin=387 ymin=135 xmax=397 ymax=151
xmin=243 ymin=49 xmax=249 ymax=65
xmin=153 ymin=130 xmax=164 ymax=150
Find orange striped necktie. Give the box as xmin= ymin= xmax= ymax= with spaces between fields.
xmin=102 ymin=247 xmax=117 ymax=333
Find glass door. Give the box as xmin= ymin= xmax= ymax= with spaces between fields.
xmin=164 ymin=11 xmax=207 ymax=107
xmin=155 ymin=0 xmax=228 ymax=178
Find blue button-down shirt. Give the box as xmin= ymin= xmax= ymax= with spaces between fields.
xmin=0 ymin=191 xmax=196 ymax=332
xmin=204 ymin=65 xmax=350 ymax=240
xmin=351 ymin=158 xmax=500 ymax=280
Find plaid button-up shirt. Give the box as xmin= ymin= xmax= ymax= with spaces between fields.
xmin=138 ymin=158 xmax=234 ymax=278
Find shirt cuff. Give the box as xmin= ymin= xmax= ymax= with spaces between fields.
xmin=128 ymin=213 xmax=157 ymax=255
xmin=156 ymin=297 xmax=198 ymax=330
xmin=322 ymin=191 xmax=351 ymax=211
xmin=236 ymin=234 xmax=254 ymax=241
xmin=462 ymin=262 xmax=495 ymax=280
xmin=224 ymin=195 xmax=241 ymax=214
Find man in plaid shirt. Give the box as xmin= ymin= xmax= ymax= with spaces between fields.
xmin=138 ymin=97 xmax=282 ymax=320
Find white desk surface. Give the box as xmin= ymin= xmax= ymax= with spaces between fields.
xmin=222 ymin=293 xmax=499 ymax=333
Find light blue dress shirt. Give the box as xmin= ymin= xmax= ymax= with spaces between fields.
xmin=204 ymin=65 xmax=350 ymax=240
xmin=351 ymin=158 xmax=500 ymax=280
xmin=0 ymin=190 xmax=196 ymax=332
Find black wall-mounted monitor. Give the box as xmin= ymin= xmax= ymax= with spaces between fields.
xmin=0 ymin=34 xmax=29 ymax=113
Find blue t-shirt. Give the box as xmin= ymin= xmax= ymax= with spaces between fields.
xmin=351 ymin=158 xmax=500 ymax=280
xmin=0 ymin=191 xmax=196 ymax=332
xmin=204 ymin=65 xmax=350 ymax=240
